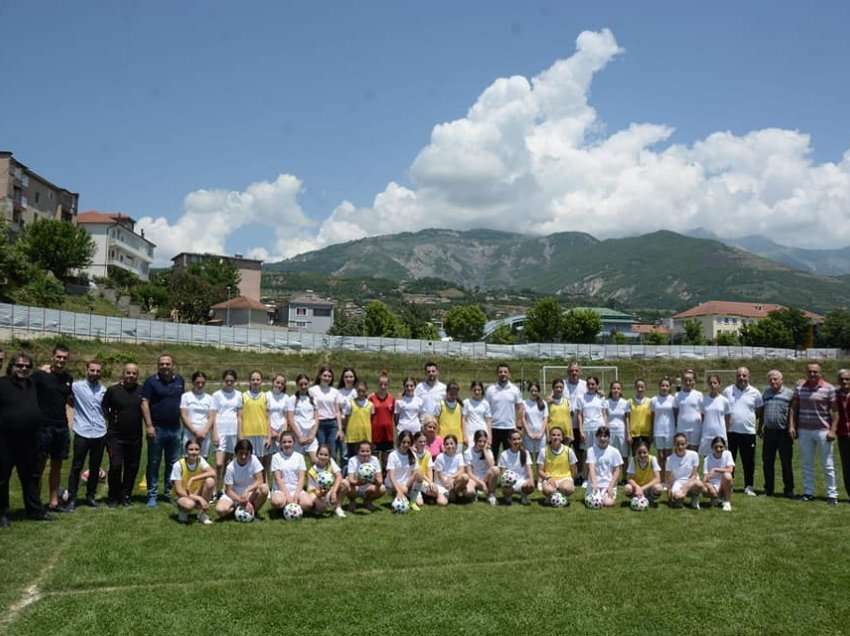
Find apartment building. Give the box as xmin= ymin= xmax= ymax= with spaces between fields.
xmin=0 ymin=151 xmax=79 ymax=230
xmin=279 ymin=293 xmax=336 ymax=334
xmin=78 ymin=211 xmax=156 ymax=281
xmin=171 ymin=252 xmax=263 ymax=300
xmin=672 ymin=300 xmax=823 ymax=340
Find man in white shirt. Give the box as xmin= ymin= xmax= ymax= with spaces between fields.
xmin=414 ymin=361 xmax=446 ymax=418
xmin=722 ymin=367 xmax=764 ymax=497
xmin=484 ymin=364 xmax=524 ymax=459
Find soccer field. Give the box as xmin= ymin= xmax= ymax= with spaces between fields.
xmin=2 ymin=471 xmax=850 ymax=635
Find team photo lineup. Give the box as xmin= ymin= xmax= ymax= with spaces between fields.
xmin=2 ymin=345 xmax=849 ymax=527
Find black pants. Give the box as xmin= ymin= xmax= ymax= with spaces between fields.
xmin=762 ymin=428 xmax=794 ymax=496
xmin=68 ymin=434 xmax=106 ymax=501
xmin=491 ymin=428 xmax=514 ymax=460
xmin=0 ymin=429 xmax=44 ymax=516
xmin=728 ymin=432 xmax=756 ymax=489
xmin=838 ymin=437 xmax=850 ymax=499
xmin=106 ymin=434 xmax=142 ymax=502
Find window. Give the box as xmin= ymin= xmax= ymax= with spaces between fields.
xmin=313 ymin=307 xmax=332 ymax=317
xmin=34 ymin=192 xmax=40 ymax=204
xmin=295 ymin=307 xmax=307 ymax=316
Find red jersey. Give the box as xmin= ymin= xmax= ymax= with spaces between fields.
xmin=369 ymin=392 xmax=395 ymax=443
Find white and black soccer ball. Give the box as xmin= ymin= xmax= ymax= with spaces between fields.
xmin=549 ymin=492 xmax=569 ymax=508
xmin=630 ymin=495 xmax=650 ymax=511
xmin=584 ymin=492 xmax=604 ymax=509
xmin=501 ymin=470 xmax=519 ymax=488
xmin=234 ymin=505 xmax=254 ymax=523
xmin=357 ymin=463 xmax=376 ymax=484
xmin=391 ymin=497 xmax=410 ymax=514
xmin=317 ymin=470 xmax=335 ymax=490
xmin=283 ymin=503 xmax=303 ymax=521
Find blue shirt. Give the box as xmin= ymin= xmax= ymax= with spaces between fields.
xmin=72 ymin=380 xmax=107 ymax=439
xmin=142 ymin=374 xmax=185 ymax=429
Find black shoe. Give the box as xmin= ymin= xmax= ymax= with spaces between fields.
xmin=827 ymin=497 xmax=838 ymax=506
xmin=63 ymin=501 xmax=76 ymax=513
xmin=121 ymin=497 xmax=132 ymax=507
xmin=0 ymin=515 xmax=9 ymax=529
xmin=106 ymin=499 xmax=119 ymax=509
xmin=784 ymin=491 xmax=795 ymax=499
xmin=84 ymin=496 xmax=99 ymax=508
xmin=799 ymin=494 xmax=815 ymax=502
xmin=28 ymin=511 xmax=55 ymax=522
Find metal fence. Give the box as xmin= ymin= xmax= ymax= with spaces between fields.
xmin=0 ymin=302 xmax=842 ymax=360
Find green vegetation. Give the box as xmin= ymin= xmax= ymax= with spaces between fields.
xmin=524 ymin=297 xmax=563 ymax=342
xmin=682 ymin=319 xmax=705 ymax=345
xmin=443 ymin=305 xmax=487 ymax=341
xmin=560 ymin=308 xmax=601 ymax=344
xmin=818 ymin=309 xmax=850 ymax=349
xmin=60 ymin=294 xmax=123 ymax=317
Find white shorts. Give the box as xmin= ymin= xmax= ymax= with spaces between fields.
xmin=548 ymin=476 xmax=574 ymax=490
xmin=217 ymin=434 xmax=238 ymax=454
xmin=503 ymin=478 xmax=528 ymax=492
xmin=581 ymin=429 xmax=598 ymax=451
xmin=671 ymin=479 xmax=696 ymax=497
xmin=522 ymin=435 xmax=545 ymax=456
xmin=609 ymin=431 xmax=629 ymax=458
xmin=272 ymin=482 xmax=299 ymax=496
xmin=677 ymin=428 xmax=701 ymax=447
xmin=182 ymin=429 xmax=211 ymax=458
xmin=294 ymin=438 xmax=318 ymax=455
xmin=589 ymin=486 xmax=617 ymax=499
xmin=654 ymin=434 xmax=673 ymax=451
xmin=243 ymin=435 xmax=271 ymax=457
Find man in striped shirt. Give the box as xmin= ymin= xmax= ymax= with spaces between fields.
xmin=789 ymin=363 xmax=839 ymax=505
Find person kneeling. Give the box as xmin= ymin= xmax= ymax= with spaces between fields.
xmin=537 ymin=427 xmax=577 ymax=505
xmin=703 ymin=436 xmax=734 ymax=511
xmin=624 ymin=440 xmax=663 ymax=504
xmin=172 ymin=439 xmax=216 ymax=524
xmin=666 ymin=433 xmax=704 ymax=509
xmin=269 ymin=432 xmax=313 ymax=516
xmin=586 ymin=426 xmax=623 ymax=508
xmin=464 ymin=430 xmax=500 ymax=505
xmin=306 ymin=443 xmax=348 ymax=518
xmin=434 ymin=435 xmax=474 ymax=505
xmin=216 ymin=439 xmax=269 ymax=521
xmin=498 ymin=431 xmax=535 ymax=505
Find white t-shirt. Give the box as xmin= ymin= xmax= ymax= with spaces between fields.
xmin=723 ymin=384 xmax=764 ymax=435
xmin=606 ymin=398 xmax=629 ymax=434
xmin=523 ymin=399 xmax=548 ymax=436
xmin=464 ymin=448 xmax=494 ymax=478
xmin=485 ymin=382 xmax=523 ymax=429
xmin=211 ymin=389 xmax=243 ymax=436
xmin=180 ymin=391 xmax=213 ymax=430
xmin=338 ymin=387 xmax=356 ymax=416
xmin=308 ymin=385 xmax=341 ymax=421
xmin=586 ymin=444 xmax=623 ymax=489
xmin=414 ymin=380 xmax=446 ymax=417
xmin=577 ymin=393 xmax=607 ymax=431
xmin=704 ymin=450 xmax=735 ymax=486
xmin=386 ymin=449 xmax=418 ymax=485
xmin=169 ymin=457 xmax=211 ymax=482
xmin=463 ymin=398 xmax=491 ymax=437
xmin=307 ymin=458 xmax=341 ymax=490
xmin=674 ymin=390 xmax=703 ymax=433
xmin=434 ymin=451 xmax=465 ymax=478
xmin=651 ymin=394 xmax=676 ymax=437
xmin=497 ymin=448 xmax=532 ymax=479
xmin=667 ymin=450 xmax=700 ymax=484
xmin=347 ymin=455 xmax=381 ymax=477
xmin=536 ymin=445 xmax=578 ymax=466
xmin=266 ymin=391 xmax=290 ymax=432
xmin=626 ymin=455 xmax=661 ymax=477
xmin=564 ymin=379 xmax=587 ymax=413
xmin=288 ymin=394 xmax=317 ymax=437
xmin=394 ymin=394 xmax=424 ymax=433
xmin=701 ymin=394 xmax=731 ymax=441
xmin=271 ymin=450 xmax=307 ymax=492
xmin=224 ymin=455 xmax=263 ymax=495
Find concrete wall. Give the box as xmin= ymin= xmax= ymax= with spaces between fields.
xmin=238 ymin=267 xmax=261 ymax=300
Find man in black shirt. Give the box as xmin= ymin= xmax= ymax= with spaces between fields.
xmin=103 ymin=363 xmax=145 ymax=507
xmin=32 ymin=344 xmax=73 ymax=511
xmin=0 ymin=352 xmax=51 ymax=527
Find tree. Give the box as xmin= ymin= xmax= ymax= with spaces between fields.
xmin=487 ymin=324 xmax=515 ymax=345
xmin=364 ymin=301 xmax=408 ymax=337
xmin=714 ymin=332 xmax=739 ymax=346
xmin=561 ymin=308 xmax=601 ymax=344
xmin=644 ymin=331 xmax=669 ymax=345
xmin=817 ymin=309 xmax=850 ymax=349
xmin=682 ymin=319 xmax=704 ymax=345
xmin=397 ymin=302 xmax=437 ymax=340
xmin=444 ymin=304 xmax=487 ymax=341
xmin=328 ymin=312 xmax=365 ymax=337
xmin=8 ymin=270 xmax=65 ymax=307
xmin=739 ymin=315 xmax=794 ymax=348
xmin=17 ymin=218 xmax=95 ymax=282
xmin=167 ymin=269 xmax=216 ymax=324
xmin=418 ymin=322 xmax=439 ymax=341
xmin=768 ymin=307 xmax=810 ymax=348
xmin=524 ymin=297 xmax=563 ymax=343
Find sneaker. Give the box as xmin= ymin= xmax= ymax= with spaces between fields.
xmin=106 ymin=499 xmax=119 ymax=509
xmin=488 ymin=494 xmax=497 ymax=506
xmin=334 ymin=507 xmax=347 ymax=518
xmin=0 ymin=515 xmax=9 ymax=529
xmin=84 ymin=496 xmax=99 ymax=508
xmin=198 ymin=512 xmax=213 ymax=525
xmin=689 ymin=495 xmax=700 ymax=510
xmin=63 ymin=501 xmax=76 ymax=513
xmin=177 ymin=511 xmax=189 ymax=524
xmin=147 ymin=496 xmax=158 ymax=508
xmin=520 ymin=494 xmax=530 ymax=505
xmin=710 ymin=498 xmax=720 ymax=508
xmin=410 ymin=502 xmax=421 ymax=513
xmin=416 ymin=493 xmax=424 ymax=506
xmin=744 ymin=486 xmax=757 ymax=497
xmin=799 ymin=494 xmax=815 ymax=502
xmin=537 ymin=480 xmax=544 ymax=492
xmin=347 ymin=502 xmax=357 ymax=513
xmin=721 ymin=501 xmax=732 ymax=512
xmin=827 ymin=497 xmax=838 ymax=506
xmin=503 ymin=496 xmax=512 ymax=506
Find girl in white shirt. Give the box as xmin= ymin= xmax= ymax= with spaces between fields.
xmin=702 ymin=436 xmax=735 ymax=511
xmin=210 ymin=369 xmax=243 ymax=494
xmin=394 ymin=377 xmax=425 ymax=434
xmin=674 ymin=370 xmax=703 ymax=450
xmin=537 ymin=427 xmax=577 ymax=501
xmin=434 ymin=435 xmax=473 ymax=505
xmin=605 ymin=381 xmax=630 ymax=463
xmin=586 ymin=426 xmax=623 ymax=508
xmin=498 ymin=430 xmax=534 ymax=505
xmin=265 ymin=373 xmax=290 ymax=455
xmin=651 ymin=377 xmax=676 ymax=477
xmin=385 ymin=431 xmax=424 ymax=511
xmin=462 ymin=381 xmax=492 ymax=449
xmin=464 ymin=430 xmax=499 ymax=505
xmin=215 ymin=439 xmax=268 ymax=520
xmin=345 ymin=441 xmax=386 ymax=512
xmin=576 ymin=376 xmax=607 ymax=451
xmin=699 ymin=374 xmax=732 ymax=457
xmin=179 ymin=371 xmax=214 ymax=457
xmin=288 ymin=374 xmax=319 ymax=462
xmin=269 ymin=431 xmax=312 ymax=514
xmin=666 ymin=433 xmax=704 ymax=509
xmin=305 ymin=444 xmax=348 ymax=518
xmin=309 ymin=366 xmax=343 ymax=463
xmin=522 ymin=382 xmax=548 ymax=456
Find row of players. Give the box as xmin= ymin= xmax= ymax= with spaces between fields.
xmin=172 ymin=425 xmax=735 ymax=524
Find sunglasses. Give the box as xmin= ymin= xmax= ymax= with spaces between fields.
xmin=14 ymin=363 xmax=32 ymax=369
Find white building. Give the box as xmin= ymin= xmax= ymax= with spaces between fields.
xmin=279 ymin=293 xmax=335 ymax=334
xmin=77 ymin=211 xmax=155 ymax=281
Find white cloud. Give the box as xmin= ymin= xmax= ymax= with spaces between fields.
xmin=145 ymin=28 xmax=850 ymax=262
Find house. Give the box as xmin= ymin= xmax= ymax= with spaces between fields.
xmin=0 ymin=151 xmax=78 ymax=231
xmin=631 ymin=323 xmax=671 ymax=342
xmin=77 ymin=211 xmax=156 ymax=281
xmin=671 ymin=301 xmax=823 ymax=340
xmin=210 ymin=296 xmax=273 ymax=327
xmin=171 ymin=252 xmax=263 ymax=300
xmin=279 ymin=293 xmax=336 ymax=334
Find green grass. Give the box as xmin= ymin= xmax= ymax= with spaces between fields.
xmin=59 ymin=295 xmax=123 ymax=317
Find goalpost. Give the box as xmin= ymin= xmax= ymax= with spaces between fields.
xmin=704 ymin=369 xmax=738 ymax=388
xmin=541 ymin=365 xmax=620 ymax=391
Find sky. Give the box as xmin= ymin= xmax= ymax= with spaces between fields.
xmin=3 ymin=2 xmax=850 ymax=265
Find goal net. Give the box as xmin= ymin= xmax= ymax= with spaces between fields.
xmin=541 ymin=365 xmax=620 ymax=392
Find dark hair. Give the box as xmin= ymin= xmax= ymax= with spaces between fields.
xmin=184 ymin=438 xmax=201 ymax=452
xmin=249 ymin=369 xmax=263 ymax=381
xmin=314 ymin=365 xmax=334 ymax=386
xmin=315 ymin=444 xmax=332 ymax=462
xmin=222 ymin=369 xmax=238 ymax=381
xmin=443 ymin=434 xmax=459 ymax=449
xmin=509 ymin=430 xmax=527 ymax=467
xmin=272 ymin=374 xmax=287 ymax=394
xmin=595 ymin=426 xmax=611 ymax=438
xmin=358 ymin=440 xmax=373 ymax=453
xmin=338 ymin=367 xmax=358 ymax=389
xmin=7 ymin=352 xmax=33 ymax=376
xmin=397 ymin=431 xmax=415 ymax=465
xmin=355 ymin=380 xmax=368 ymax=392
xmin=552 ymin=378 xmax=564 ymax=389
xmin=632 ymin=439 xmax=650 ymax=454
xmin=191 ymin=371 xmax=207 ymax=383
xmin=586 ymin=376 xmax=601 ymax=390
xmin=469 ymin=380 xmax=484 ymax=393
xmin=549 ymin=426 xmax=564 ymax=438
xmin=424 ymin=361 xmax=438 ymax=371
xmin=634 ymin=377 xmax=646 ymax=387
xmin=295 ymin=374 xmax=314 ymax=406
xmin=235 ymin=438 xmax=253 ymax=454
xmin=158 ymin=353 xmax=175 ymax=364
xmin=402 ymin=376 xmax=417 ymax=392
xmin=710 ymin=436 xmax=726 ymax=449
xmin=607 ymin=380 xmax=623 ymax=399
xmin=413 ymin=431 xmax=426 ymax=444
xmin=528 ymin=382 xmax=545 ymax=411
xmin=86 ymin=359 xmax=102 ymax=369
xmin=52 ymin=344 xmax=69 ymax=355
xmin=445 ymin=380 xmax=463 ymax=408
xmin=659 ymin=376 xmax=672 ymax=387
xmin=497 ymin=363 xmax=511 ymax=372
xmin=279 ymin=430 xmax=295 ymax=442
xmin=473 ymin=429 xmax=489 ymax=460
xmin=673 ymin=432 xmax=688 ymax=443
xmin=707 ymin=374 xmax=722 ymax=385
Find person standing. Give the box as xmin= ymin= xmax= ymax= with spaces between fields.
xmin=414 ymin=361 xmax=446 ymax=419
xmin=758 ymin=369 xmax=795 ymax=498
xmin=32 ymin=344 xmax=73 ymax=511
xmin=0 ymin=353 xmax=51 ymax=527
xmin=484 ymin=364 xmax=524 ymax=458
xmin=65 ymin=360 xmax=107 ymax=510
xmin=142 ymin=354 xmax=185 ymax=507
xmin=723 ymin=367 xmax=763 ymax=496
xmin=835 ymin=369 xmax=850 ymax=502
xmin=103 ymin=363 xmax=145 ymax=507
xmin=789 ymin=363 xmax=839 ymax=505
xmin=563 ymin=362 xmax=587 ymax=470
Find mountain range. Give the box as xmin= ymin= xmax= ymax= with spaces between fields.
xmin=265 ymin=229 xmax=850 ymax=312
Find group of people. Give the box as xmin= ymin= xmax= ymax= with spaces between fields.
xmin=0 ymin=348 xmax=848 ymax=527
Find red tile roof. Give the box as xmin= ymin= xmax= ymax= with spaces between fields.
xmin=673 ymin=301 xmax=822 ymax=322
xmin=211 ymin=296 xmax=270 ymax=311
xmin=77 ymin=210 xmax=135 ymax=225
xmin=631 ymin=323 xmax=671 ymax=335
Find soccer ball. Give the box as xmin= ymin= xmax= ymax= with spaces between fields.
xmin=630 ymin=495 xmax=650 ymax=511
xmin=234 ymin=505 xmax=254 ymax=523
xmin=357 ymin=463 xmax=376 ymax=484
xmin=501 ymin=470 xmax=519 ymax=488
xmin=549 ymin=492 xmax=569 ymax=508
xmin=584 ymin=492 xmax=604 ymax=509
xmin=317 ymin=470 xmax=335 ymax=490
xmin=283 ymin=503 xmax=303 ymax=521
xmin=391 ymin=497 xmax=410 ymax=514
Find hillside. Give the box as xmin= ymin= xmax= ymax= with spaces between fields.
xmin=265 ymin=229 xmax=850 ymax=312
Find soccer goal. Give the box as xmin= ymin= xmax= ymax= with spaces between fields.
xmin=541 ymin=365 xmax=619 ymax=392
xmin=704 ymin=369 xmax=738 ymax=389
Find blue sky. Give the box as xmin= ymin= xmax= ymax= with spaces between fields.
xmin=3 ymin=2 xmax=850 ymax=261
